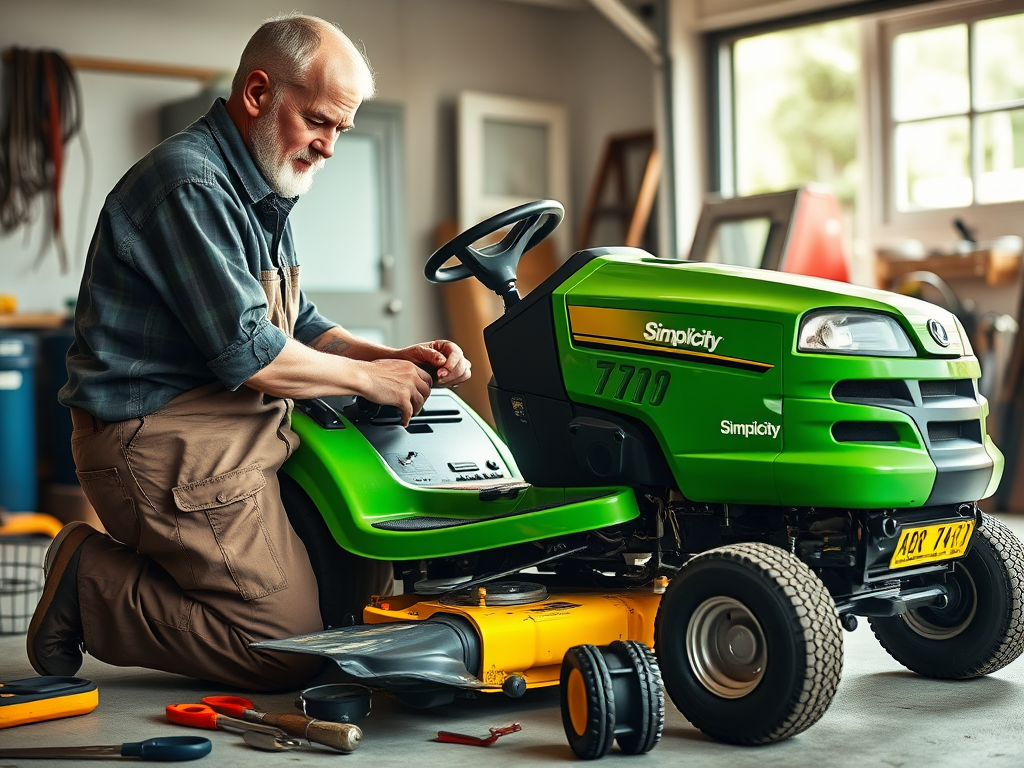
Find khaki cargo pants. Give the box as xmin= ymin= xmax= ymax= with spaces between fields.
xmin=71 ymin=383 xmax=326 ymax=690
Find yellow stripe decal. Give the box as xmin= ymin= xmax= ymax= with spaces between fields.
xmin=569 ymin=305 xmax=643 ymax=339
xmin=571 ymin=333 xmax=774 ymax=371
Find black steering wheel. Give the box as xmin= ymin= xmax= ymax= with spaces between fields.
xmin=424 ymin=200 xmax=564 ymax=308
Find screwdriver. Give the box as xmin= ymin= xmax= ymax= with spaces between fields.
xmin=202 ymin=696 xmax=361 ymax=753
xmin=0 ymin=736 xmax=211 ymax=761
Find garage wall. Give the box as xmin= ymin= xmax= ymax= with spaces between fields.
xmin=0 ymin=0 xmax=656 ymax=342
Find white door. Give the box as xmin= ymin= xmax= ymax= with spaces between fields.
xmin=289 ymin=102 xmax=407 ymax=346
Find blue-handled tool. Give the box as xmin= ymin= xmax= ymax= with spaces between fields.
xmin=0 ymin=735 xmax=212 ymax=761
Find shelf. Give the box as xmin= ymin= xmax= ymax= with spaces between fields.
xmin=3 ymin=49 xmax=223 ymax=82
xmin=0 ymin=313 xmax=68 ymax=329
xmin=876 ymin=247 xmax=1021 ymax=288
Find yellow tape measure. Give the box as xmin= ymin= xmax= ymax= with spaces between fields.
xmin=0 ymin=676 xmax=98 ymax=728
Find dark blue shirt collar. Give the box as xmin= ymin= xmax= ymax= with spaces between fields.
xmin=204 ymin=98 xmax=295 ymax=214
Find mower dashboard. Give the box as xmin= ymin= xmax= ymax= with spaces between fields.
xmin=295 ymin=390 xmax=519 ymax=488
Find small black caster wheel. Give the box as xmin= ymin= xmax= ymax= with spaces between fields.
xmin=502 ymin=674 xmax=527 ymax=698
xmin=559 ymin=641 xmax=664 ymax=759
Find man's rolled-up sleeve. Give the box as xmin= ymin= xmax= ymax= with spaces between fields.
xmin=293 ymin=291 xmax=338 ymax=345
xmin=129 ymin=181 xmax=288 ymax=390
xmin=207 ymin=315 xmax=287 ymax=389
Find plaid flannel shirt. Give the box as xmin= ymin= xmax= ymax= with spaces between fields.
xmin=60 ymin=99 xmax=336 ymax=421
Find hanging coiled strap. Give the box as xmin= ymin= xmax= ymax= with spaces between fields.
xmin=0 ymin=48 xmax=82 ymax=272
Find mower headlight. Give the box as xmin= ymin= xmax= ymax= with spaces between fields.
xmin=798 ymin=311 xmax=915 ymax=357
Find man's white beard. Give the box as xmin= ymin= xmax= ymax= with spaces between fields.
xmin=251 ymin=104 xmax=326 ymax=198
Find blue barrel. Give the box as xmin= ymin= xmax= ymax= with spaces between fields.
xmin=0 ymin=332 xmax=37 ymax=512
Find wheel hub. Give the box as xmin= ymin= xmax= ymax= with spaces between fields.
xmin=686 ymin=596 xmax=767 ymax=699
xmin=726 ymin=625 xmax=758 ymax=664
xmin=903 ymin=566 xmax=978 ymax=640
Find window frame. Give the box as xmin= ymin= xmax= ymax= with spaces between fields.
xmin=704 ymin=0 xmax=934 ymax=198
xmin=872 ymin=0 xmax=1024 ymax=235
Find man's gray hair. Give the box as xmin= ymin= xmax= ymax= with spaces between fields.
xmin=230 ymin=13 xmax=375 ymax=99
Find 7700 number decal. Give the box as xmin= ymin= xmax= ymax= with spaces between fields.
xmin=594 ymin=361 xmax=670 ymax=406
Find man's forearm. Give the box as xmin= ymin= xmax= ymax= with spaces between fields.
xmin=308 ymin=326 xmax=397 ymax=361
xmin=246 ymin=337 xmax=369 ymax=398
xmin=246 ymin=335 xmax=436 ymax=424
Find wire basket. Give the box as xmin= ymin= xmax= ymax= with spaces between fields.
xmin=0 ymin=536 xmax=48 ymax=635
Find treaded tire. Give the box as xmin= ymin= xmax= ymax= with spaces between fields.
xmin=560 ymin=645 xmax=616 ymax=759
xmin=611 ymin=640 xmax=664 ymax=755
xmin=655 ymin=543 xmax=844 ymax=745
xmin=870 ymin=513 xmax=1024 ymax=679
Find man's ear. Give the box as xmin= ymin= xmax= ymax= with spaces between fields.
xmin=241 ymin=70 xmax=272 ymax=118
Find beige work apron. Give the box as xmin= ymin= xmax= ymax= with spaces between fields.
xmin=69 ymin=263 xmax=388 ymax=691
xmin=260 ymin=265 xmax=301 ymax=338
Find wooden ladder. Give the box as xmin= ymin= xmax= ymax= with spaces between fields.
xmin=577 ymin=130 xmax=661 ymax=251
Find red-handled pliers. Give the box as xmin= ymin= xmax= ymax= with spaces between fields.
xmin=165 ymin=701 xmax=283 ymax=738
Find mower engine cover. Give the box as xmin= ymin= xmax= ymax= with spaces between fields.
xmin=485 ymin=250 xmax=1001 ymax=509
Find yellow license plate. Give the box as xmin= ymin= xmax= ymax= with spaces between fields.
xmin=889 ymin=519 xmax=975 ymax=569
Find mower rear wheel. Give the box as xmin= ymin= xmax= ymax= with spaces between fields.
xmin=655 ymin=543 xmax=844 ymax=745
xmin=869 ymin=513 xmax=1024 ymax=678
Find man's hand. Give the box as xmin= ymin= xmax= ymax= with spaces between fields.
xmin=360 ymin=359 xmax=434 ymax=426
xmin=245 ymin=338 xmax=434 ymax=426
xmin=253 ymin=334 xmax=469 ymax=426
xmin=308 ymin=329 xmax=471 ymax=386
xmin=396 ymin=340 xmax=472 ymax=386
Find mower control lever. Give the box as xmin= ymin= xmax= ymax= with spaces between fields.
xmin=340 ymin=397 xmax=387 ymax=423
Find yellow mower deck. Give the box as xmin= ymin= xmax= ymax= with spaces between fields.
xmin=363 ymin=587 xmax=664 ymax=691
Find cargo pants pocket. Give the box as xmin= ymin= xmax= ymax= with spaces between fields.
xmin=76 ymin=467 xmax=140 ymax=548
xmin=172 ymin=464 xmax=288 ymax=601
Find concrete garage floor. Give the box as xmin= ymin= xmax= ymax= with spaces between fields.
xmin=2 ymin=516 xmax=1023 ymax=768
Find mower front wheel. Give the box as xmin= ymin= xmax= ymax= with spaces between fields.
xmin=869 ymin=513 xmax=1024 ymax=678
xmin=655 ymin=543 xmax=844 ymax=745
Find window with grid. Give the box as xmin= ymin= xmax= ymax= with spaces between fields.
xmin=888 ymin=7 xmax=1024 ymax=212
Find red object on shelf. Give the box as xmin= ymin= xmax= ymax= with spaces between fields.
xmin=781 ymin=187 xmax=849 ymax=283
xmin=689 ymin=186 xmax=850 ymax=284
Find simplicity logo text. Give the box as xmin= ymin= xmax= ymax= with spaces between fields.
xmin=644 ymin=322 xmax=723 ymax=352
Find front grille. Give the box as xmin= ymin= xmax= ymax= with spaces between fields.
xmin=928 ymin=420 xmax=982 ymax=443
xmin=832 ymin=421 xmax=901 ymax=443
xmin=832 ymin=380 xmax=913 ymax=404
xmin=920 ymin=379 xmax=974 ymax=399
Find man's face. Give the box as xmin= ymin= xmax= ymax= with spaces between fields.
xmin=251 ymin=54 xmax=364 ymax=198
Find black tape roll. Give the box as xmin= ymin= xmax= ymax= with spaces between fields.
xmin=297 ymin=684 xmax=371 ymax=723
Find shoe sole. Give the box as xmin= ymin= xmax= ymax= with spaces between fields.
xmin=44 ymin=521 xmax=92 ymax=578
xmin=27 ymin=523 xmax=96 ymax=676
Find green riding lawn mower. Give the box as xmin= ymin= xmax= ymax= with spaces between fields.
xmin=260 ymin=200 xmax=1024 ymax=756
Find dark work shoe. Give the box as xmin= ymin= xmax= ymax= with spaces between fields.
xmin=26 ymin=521 xmax=98 ymax=676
